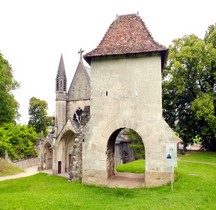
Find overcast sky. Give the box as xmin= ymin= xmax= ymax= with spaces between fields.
xmin=1 ymin=0 xmax=216 ymax=124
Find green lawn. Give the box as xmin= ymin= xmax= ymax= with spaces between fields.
xmin=0 ymin=151 xmax=216 ymax=210
xmin=178 ymin=150 xmax=216 ymax=163
xmin=116 ymin=159 xmax=145 ymax=173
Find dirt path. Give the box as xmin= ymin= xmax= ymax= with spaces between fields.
xmin=107 ymin=172 xmax=144 ymax=188
xmin=0 ymin=166 xmax=39 ymax=182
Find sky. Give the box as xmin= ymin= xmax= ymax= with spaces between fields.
xmin=0 ymin=0 xmax=216 ymax=124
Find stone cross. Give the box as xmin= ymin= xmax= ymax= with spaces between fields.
xmin=78 ymin=48 xmax=84 ymax=60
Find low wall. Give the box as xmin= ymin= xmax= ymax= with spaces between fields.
xmin=4 ymin=151 xmax=39 ymax=169
xmin=12 ymin=157 xmax=39 ymax=169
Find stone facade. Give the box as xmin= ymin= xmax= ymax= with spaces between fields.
xmin=40 ymin=54 xmax=90 ymax=180
xmin=39 ymin=13 xmax=177 ymax=188
xmin=82 ymin=55 xmax=175 ymax=187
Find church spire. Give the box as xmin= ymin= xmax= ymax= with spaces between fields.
xmin=56 ymin=54 xmax=67 ymax=92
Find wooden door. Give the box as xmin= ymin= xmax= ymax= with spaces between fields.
xmin=58 ymin=161 xmax=61 ymax=174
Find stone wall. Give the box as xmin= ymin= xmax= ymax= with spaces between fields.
xmin=83 ymin=54 xmax=176 ymax=187
xmin=69 ymin=133 xmax=83 ymax=181
xmin=5 ymin=151 xmax=39 ymax=169
xmin=13 ymin=157 xmax=39 ymax=169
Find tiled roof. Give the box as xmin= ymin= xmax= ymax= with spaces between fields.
xmin=84 ymin=14 xmax=168 ymax=68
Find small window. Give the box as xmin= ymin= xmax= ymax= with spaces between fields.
xmin=135 ymin=89 xmax=138 ymax=96
xmin=106 ymin=91 xmax=109 ymax=96
xmin=56 ymin=78 xmax=59 ymax=91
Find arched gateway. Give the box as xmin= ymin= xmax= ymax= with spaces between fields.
xmin=82 ymin=14 xmax=177 ymax=187
xmin=40 ymin=13 xmax=176 ymax=188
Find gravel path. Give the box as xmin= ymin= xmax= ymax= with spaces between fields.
xmin=0 ymin=166 xmax=39 ymax=182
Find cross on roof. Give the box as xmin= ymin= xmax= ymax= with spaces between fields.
xmin=78 ymin=48 xmax=84 ymax=61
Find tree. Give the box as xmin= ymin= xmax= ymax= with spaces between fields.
xmin=0 ymin=123 xmax=39 ymax=160
xmin=127 ymin=129 xmax=145 ymax=160
xmin=163 ymin=28 xmax=216 ymax=151
xmin=28 ymin=97 xmax=51 ymax=136
xmin=204 ymin=23 xmax=216 ymax=48
xmin=0 ymin=53 xmax=20 ymax=125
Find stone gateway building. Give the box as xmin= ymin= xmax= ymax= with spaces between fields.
xmin=39 ymin=13 xmax=177 ymax=187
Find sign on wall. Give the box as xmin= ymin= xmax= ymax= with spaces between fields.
xmin=166 ymin=143 xmax=177 ymax=167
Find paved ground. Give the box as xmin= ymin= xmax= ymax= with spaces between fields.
xmin=107 ymin=172 xmax=144 ymax=188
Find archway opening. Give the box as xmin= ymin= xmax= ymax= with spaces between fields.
xmin=43 ymin=142 xmax=53 ymax=170
xmin=56 ymin=130 xmax=75 ymax=174
xmin=107 ymin=128 xmax=145 ymax=187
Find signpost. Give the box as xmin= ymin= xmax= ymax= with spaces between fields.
xmin=166 ymin=143 xmax=177 ymax=191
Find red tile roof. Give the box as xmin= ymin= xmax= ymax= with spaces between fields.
xmin=84 ymin=14 xmax=168 ymax=68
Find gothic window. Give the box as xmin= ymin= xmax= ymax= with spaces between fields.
xmin=56 ymin=73 xmax=66 ymax=92
xmin=60 ymin=80 xmax=63 ymax=90
xmin=63 ymin=76 xmax=67 ymax=92
xmin=73 ymin=107 xmax=83 ymax=124
xmin=56 ymin=78 xmax=59 ymax=92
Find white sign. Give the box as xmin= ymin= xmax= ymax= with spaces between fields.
xmin=166 ymin=143 xmax=177 ymax=167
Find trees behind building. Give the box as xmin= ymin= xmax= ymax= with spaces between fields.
xmin=0 ymin=53 xmax=19 ymax=125
xmin=0 ymin=53 xmax=39 ymax=159
xmin=163 ymin=24 xmax=216 ymax=151
xmin=28 ymin=97 xmax=52 ymax=137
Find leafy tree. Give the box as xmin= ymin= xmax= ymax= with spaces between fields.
xmin=28 ymin=97 xmax=51 ymax=136
xmin=204 ymin=23 xmax=216 ymax=48
xmin=163 ymin=27 xmax=216 ymax=151
xmin=0 ymin=53 xmax=20 ymax=125
xmin=0 ymin=123 xmax=39 ymax=160
xmin=127 ymin=129 xmax=145 ymax=160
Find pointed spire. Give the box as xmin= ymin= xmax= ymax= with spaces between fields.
xmin=56 ymin=54 xmax=67 ymax=92
xmin=57 ymin=54 xmax=66 ymax=77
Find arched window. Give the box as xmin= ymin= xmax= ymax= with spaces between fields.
xmin=72 ymin=107 xmax=83 ymax=124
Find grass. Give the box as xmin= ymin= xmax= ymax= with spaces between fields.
xmin=0 ymin=151 xmax=215 ymax=210
xmin=116 ymin=159 xmax=145 ymax=173
xmin=0 ymin=158 xmax=23 ymax=176
xmin=178 ymin=150 xmax=216 ymax=163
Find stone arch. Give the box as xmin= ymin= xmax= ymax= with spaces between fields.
xmin=83 ymin=118 xmax=176 ymax=187
xmin=102 ymin=119 xmax=150 ymax=150
xmin=106 ymin=127 xmax=145 ymax=178
xmin=43 ymin=141 xmax=53 ymax=170
xmin=103 ymin=119 xmax=148 ymax=185
xmin=55 ymin=129 xmax=75 ymax=174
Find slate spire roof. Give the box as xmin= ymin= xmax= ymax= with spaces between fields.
xmin=56 ymin=54 xmax=67 ymax=92
xmin=56 ymin=54 xmax=66 ymax=78
xmin=84 ymin=14 xmax=168 ymax=68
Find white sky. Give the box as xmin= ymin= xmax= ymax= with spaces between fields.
xmin=0 ymin=0 xmax=216 ymax=124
